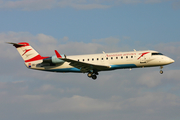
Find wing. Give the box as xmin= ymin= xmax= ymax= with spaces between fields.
xmin=62 ymin=58 xmax=111 ymax=73
xmin=55 ymin=50 xmax=110 ymax=73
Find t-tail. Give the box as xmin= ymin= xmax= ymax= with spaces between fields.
xmin=7 ymin=42 xmax=49 ymax=68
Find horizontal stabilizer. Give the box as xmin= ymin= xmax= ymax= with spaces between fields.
xmin=6 ymin=42 xmax=26 ymax=48
xmin=6 ymin=42 xmax=24 ymax=45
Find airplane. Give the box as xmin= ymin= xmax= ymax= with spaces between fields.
xmin=7 ymin=42 xmax=174 ymax=80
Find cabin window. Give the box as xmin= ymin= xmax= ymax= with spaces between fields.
xmin=111 ymin=57 xmax=113 ymax=60
xmin=78 ymin=59 xmax=79 ymax=61
xmin=131 ymin=56 xmax=133 ymax=58
xmin=126 ymin=56 xmax=128 ymax=59
xmin=87 ymin=59 xmax=89 ymax=61
xmin=102 ymin=58 xmax=103 ymax=60
xmin=97 ymin=58 xmax=99 ymax=60
xmin=116 ymin=57 xmax=118 ymax=59
xmin=92 ymin=58 xmax=94 ymax=61
xmin=83 ymin=59 xmax=85 ymax=61
xmin=152 ymin=53 xmax=163 ymax=55
xmin=121 ymin=56 xmax=123 ymax=59
xmin=106 ymin=57 xmax=108 ymax=60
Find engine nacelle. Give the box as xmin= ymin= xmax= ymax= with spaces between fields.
xmin=43 ymin=54 xmax=65 ymax=65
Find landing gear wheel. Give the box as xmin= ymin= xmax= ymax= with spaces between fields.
xmin=87 ymin=73 xmax=92 ymax=78
xmin=92 ymin=75 xmax=97 ymax=80
xmin=94 ymin=72 xmax=99 ymax=75
xmin=160 ymin=70 xmax=163 ymax=74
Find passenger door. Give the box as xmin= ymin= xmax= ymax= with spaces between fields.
xmin=140 ymin=56 xmax=147 ymax=63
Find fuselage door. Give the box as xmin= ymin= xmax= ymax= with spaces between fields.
xmin=138 ymin=52 xmax=150 ymax=64
xmin=140 ymin=56 xmax=147 ymax=63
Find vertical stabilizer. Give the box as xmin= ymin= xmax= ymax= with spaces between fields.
xmin=7 ymin=42 xmax=48 ymax=63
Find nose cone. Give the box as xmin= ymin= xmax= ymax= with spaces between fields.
xmin=169 ymin=58 xmax=175 ymax=64
xmin=159 ymin=57 xmax=175 ymax=65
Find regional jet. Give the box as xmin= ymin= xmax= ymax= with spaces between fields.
xmin=7 ymin=42 xmax=174 ymax=80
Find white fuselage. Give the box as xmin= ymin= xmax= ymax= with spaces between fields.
xmin=27 ymin=50 xmax=174 ymax=73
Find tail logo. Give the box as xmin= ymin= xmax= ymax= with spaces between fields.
xmin=22 ymin=49 xmax=32 ymax=56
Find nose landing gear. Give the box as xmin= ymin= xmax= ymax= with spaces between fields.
xmin=160 ymin=66 xmax=163 ymax=74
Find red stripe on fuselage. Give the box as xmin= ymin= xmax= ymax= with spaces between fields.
xmin=25 ymin=55 xmax=49 ymax=62
xmin=137 ymin=52 xmax=150 ymax=60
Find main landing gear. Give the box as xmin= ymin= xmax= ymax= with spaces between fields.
xmin=160 ymin=66 xmax=163 ymax=74
xmin=87 ymin=72 xmax=99 ymax=80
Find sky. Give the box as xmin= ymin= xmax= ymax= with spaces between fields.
xmin=0 ymin=0 xmax=180 ymax=120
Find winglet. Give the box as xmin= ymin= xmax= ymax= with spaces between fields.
xmin=55 ymin=50 xmax=62 ymax=58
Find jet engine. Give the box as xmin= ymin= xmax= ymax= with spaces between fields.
xmin=42 ymin=54 xmax=66 ymax=66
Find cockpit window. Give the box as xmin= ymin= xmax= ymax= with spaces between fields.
xmin=152 ymin=53 xmax=163 ymax=55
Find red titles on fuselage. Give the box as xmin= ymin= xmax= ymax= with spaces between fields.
xmin=106 ymin=53 xmax=136 ymax=57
